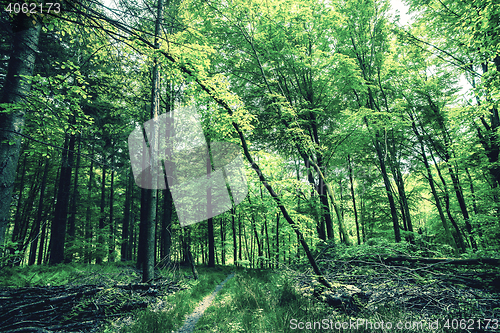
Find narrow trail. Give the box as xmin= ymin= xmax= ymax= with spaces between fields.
xmin=175 ymin=272 xmax=235 ymax=333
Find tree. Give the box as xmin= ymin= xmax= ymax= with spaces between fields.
xmin=142 ymin=0 xmax=164 ymax=283
xmin=0 ymin=11 xmax=41 ymax=249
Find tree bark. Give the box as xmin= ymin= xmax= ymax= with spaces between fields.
xmin=122 ymin=169 xmax=132 ymax=261
xmin=142 ymin=0 xmax=164 ymax=283
xmin=207 ymin=142 xmax=215 ymax=268
xmin=29 ymin=158 xmax=49 ymax=265
xmin=0 ymin=12 xmax=41 ymax=249
xmin=66 ymin=134 xmax=81 ymax=263
xmin=108 ymin=156 xmax=115 ymax=262
xmin=410 ymin=118 xmax=457 ymax=252
xmin=49 ymin=133 xmax=75 ymax=265
xmin=426 ymin=97 xmax=477 ymax=250
xmin=348 ymin=155 xmax=360 ymax=245
xmin=96 ymin=165 xmax=106 ymax=265
xmin=275 ymin=212 xmax=280 ymax=266
xmin=220 ymin=216 xmax=226 ymax=265
xmin=369 ymin=126 xmax=401 ymax=243
xmin=428 ymin=143 xmax=466 ymax=252
xmin=387 ymin=135 xmax=413 ymax=236
xmin=160 ymin=180 xmax=173 ymax=267
xmin=84 ymin=148 xmax=94 ymax=264
xmin=231 ymin=207 xmax=237 ymax=265
xmin=11 ymin=153 xmax=27 ymax=260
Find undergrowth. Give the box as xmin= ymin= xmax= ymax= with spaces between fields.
xmin=0 ymin=261 xmax=139 ymax=287
xmin=195 ymin=269 xmax=337 ymax=332
xmin=103 ymin=265 xmax=233 ymax=333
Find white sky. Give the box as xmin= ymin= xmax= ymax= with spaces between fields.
xmin=389 ymin=0 xmax=413 ymax=26
xmin=102 ymin=0 xmax=413 ymax=24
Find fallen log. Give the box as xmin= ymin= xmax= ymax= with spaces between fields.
xmin=383 ymin=256 xmax=500 ymax=266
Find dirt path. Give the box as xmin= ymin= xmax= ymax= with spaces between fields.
xmin=175 ymin=272 xmax=234 ymax=333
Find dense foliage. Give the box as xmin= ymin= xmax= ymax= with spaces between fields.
xmin=0 ymin=0 xmax=499 ymax=275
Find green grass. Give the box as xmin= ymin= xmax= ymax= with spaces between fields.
xmin=106 ymin=265 xmax=234 ymax=333
xmin=3 ymin=263 xmax=491 ymax=333
xmin=0 ymin=261 xmax=140 ymax=287
xmin=194 ymin=268 xmax=339 ymax=333
xmin=191 ymin=268 xmax=474 ymax=333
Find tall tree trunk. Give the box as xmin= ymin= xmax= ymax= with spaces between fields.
xmin=238 ymin=214 xmax=242 ymax=263
xmin=0 ymin=12 xmax=41 ymax=248
xmin=446 ymin=161 xmax=476 ymax=249
xmin=471 ymin=65 xmax=500 ymax=188
xmin=85 ymin=150 xmax=94 ymax=264
xmin=96 ymin=165 xmax=106 ymax=265
xmin=122 ymin=169 xmax=132 ymax=261
xmin=465 ymin=168 xmax=479 ymax=215
xmin=17 ymin=173 xmax=41 ymax=261
xmin=37 ymin=217 xmax=47 ymax=265
xmin=160 ymin=178 xmax=173 ymax=267
xmin=302 ymin=160 xmax=325 ymax=241
xmin=308 ymin=112 xmax=334 ymax=240
xmin=411 ymin=118 xmax=457 ymax=252
xmin=142 ymin=0 xmax=164 ymax=283
xmin=360 ymin=196 xmax=366 ymax=242
xmin=11 ymin=153 xmax=27 ymax=257
xmin=49 ymin=133 xmax=75 ymax=265
xmin=426 ymin=98 xmax=477 ymax=250
xmin=207 ymin=142 xmax=215 ymax=267
xmin=108 ymin=156 xmax=115 ymax=262
xmin=387 ymin=135 xmax=413 ymax=237
xmin=231 ymin=207 xmax=237 ymax=265
xmin=263 ymin=215 xmax=270 ymax=268
xmin=370 ymin=127 xmax=401 ymax=243
xmin=247 ymin=197 xmax=262 ymax=268
xmin=66 ymin=134 xmax=81 ymax=263
xmin=428 ymin=145 xmax=466 ymax=252
xmin=242 ymin=220 xmax=250 ymax=262
xmin=348 ymin=155 xmax=360 ymax=245
xmin=137 ymin=189 xmax=147 ymax=269
xmin=186 ymin=227 xmax=198 ymax=280
xmin=220 ymin=216 xmax=225 ymax=265
xmin=275 ymin=212 xmax=280 ymax=266
xmin=29 ymin=158 xmax=49 ymax=265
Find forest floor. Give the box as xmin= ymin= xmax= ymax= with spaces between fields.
xmin=0 ymin=250 xmax=499 ymax=332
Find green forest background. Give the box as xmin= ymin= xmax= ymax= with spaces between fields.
xmin=0 ymin=0 xmax=499 ymax=277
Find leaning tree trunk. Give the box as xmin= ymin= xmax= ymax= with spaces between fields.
xmin=0 ymin=12 xmax=41 ymax=249
xmin=370 ymin=127 xmax=401 ymax=243
xmin=428 ymin=144 xmax=466 ymax=252
xmin=410 ymin=118 xmax=458 ymax=252
xmin=91 ymin=12 xmax=333 ymax=287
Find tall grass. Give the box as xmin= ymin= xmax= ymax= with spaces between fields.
xmin=0 ymin=262 xmax=139 ymax=287
xmin=195 ymin=269 xmax=337 ymax=332
xmin=111 ymin=266 xmax=232 ymax=333
xmin=193 ymin=268 xmax=464 ymax=333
